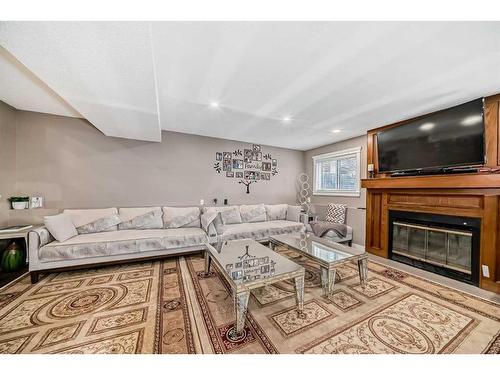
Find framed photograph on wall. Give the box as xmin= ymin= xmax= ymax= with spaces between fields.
xmin=262 ymin=162 xmax=271 ymax=171
xmin=223 ymin=152 xmax=232 ymax=160
xmin=252 ymin=144 xmax=261 ymax=152
xmin=233 ymin=159 xmax=244 ymax=169
xmin=226 ymin=172 xmax=234 ymax=178
xmin=215 ymin=152 xmax=223 ymax=161
xmin=244 ymin=149 xmax=253 ymax=163
xmin=235 ymin=172 xmax=243 ymax=178
xmin=272 ymin=159 xmax=277 ymax=167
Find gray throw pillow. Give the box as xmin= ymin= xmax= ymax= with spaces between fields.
xmin=286 ymin=205 xmax=301 ymax=222
xmin=76 ymin=214 xmax=122 ymax=234
xmin=44 ymin=213 xmax=78 ymax=242
xmin=265 ymin=204 xmax=288 ymax=220
xmin=240 ymin=204 xmax=267 ymax=223
xmin=220 ymin=207 xmax=243 ymax=225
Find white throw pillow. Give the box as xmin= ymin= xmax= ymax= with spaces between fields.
xmin=265 ymin=204 xmax=288 ymax=220
xmin=44 ymin=213 xmax=78 ymax=242
xmin=220 ymin=206 xmax=243 ymax=225
xmin=286 ymin=205 xmax=301 ymax=222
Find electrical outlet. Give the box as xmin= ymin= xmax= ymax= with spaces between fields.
xmin=482 ymin=265 xmax=490 ymax=278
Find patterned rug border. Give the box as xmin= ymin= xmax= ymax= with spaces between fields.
xmin=185 ymin=255 xmax=279 ymax=354
xmin=296 ymin=292 xmax=479 ymax=354
xmin=155 ymin=259 xmax=196 ymax=354
xmin=482 ymin=330 xmax=500 ymax=354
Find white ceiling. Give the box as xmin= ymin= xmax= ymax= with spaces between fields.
xmin=1 ymin=22 xmax=500 ymax=150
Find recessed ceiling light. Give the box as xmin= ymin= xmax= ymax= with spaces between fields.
xmin=282 ymin=116 xmax=292 ymax=123
xmin=331 ymin=129 xmax=341 ymax=133
xmin=209 ymin=102 xmax=219 ymax=108
xmin=461 ymin=115 xmax=482 ymax=126
xmin=419 ymin=122 xmax=435 ymax=131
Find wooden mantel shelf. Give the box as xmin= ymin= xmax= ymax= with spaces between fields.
xmin=361 ymin=173 xmax=500 ymax=189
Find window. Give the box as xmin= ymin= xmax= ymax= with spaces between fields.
xmin=312 ymin=147 xmax=361 ymax=196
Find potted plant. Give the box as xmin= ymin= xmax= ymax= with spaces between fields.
xmin=9 ymin=196 xmax=30 ymax=210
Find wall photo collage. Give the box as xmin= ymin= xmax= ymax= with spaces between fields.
xmin=213 ymin=144 xmax=279 ymax=193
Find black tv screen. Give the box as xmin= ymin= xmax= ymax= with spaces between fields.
xmin=377 ymin=98 xmax=485 ymax=173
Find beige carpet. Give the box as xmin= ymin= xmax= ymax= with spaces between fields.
xmin=0 ymin=247 xmax=499 ymax=354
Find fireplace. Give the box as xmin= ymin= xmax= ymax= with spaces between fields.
xmin=388 ymin=210 xmax=480 ymax=286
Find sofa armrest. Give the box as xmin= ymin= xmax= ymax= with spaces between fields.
xmin=28 ymin=227 xmax=54 ymax=264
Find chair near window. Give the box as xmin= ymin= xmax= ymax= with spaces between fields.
xmin=307 ymin=203 xmax=353 ymax=246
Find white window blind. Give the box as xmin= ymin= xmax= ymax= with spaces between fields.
xmin=313 ymin=147 xmax=361 ymax=196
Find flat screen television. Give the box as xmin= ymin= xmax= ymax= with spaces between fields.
xmin=377 ymin=98 xmax=485 ymax=173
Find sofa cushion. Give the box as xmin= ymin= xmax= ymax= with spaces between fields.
xmin=63 ymin=208 xmax=120 ymax=234
xmin=240 ymin=204 xmax=266 ymax=223
xmin=118 ymin=207 xmax=163 ymax=230
xmin=220 ymin=206 xmax=242 ymax=225
xmin=286 ymin=205 xmax=301 ymax=222
xmin=203 ymin=206 xmax=238 ymax=234
xmin=218 ymin=220 xmax=305 ymax=241
xmin=43 ymin=214 xmax=78 ymax=242
xmin=265 ymin=204 xmax=288 ymax=221
xmin=163 ymin=207 xmax=200 ymax=229
xmin=38 ymin=228 xmax=207 ymax=262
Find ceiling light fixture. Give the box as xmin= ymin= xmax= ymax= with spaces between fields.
xmin=331 ymin=129 xmax=341 ymax=133
xmin=209 ymin=102 xmax=220 ymax=108
xmin=282 ymin=116 xmax=292 ymax=123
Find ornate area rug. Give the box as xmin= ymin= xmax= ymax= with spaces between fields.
xmin=0 ymin=247 xmax=499 ymax=354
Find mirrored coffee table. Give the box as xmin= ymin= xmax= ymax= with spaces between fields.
xmin=269 ymin=233 xmax=368 ymax=296
xmin=205 ymin=239 xmax=305 ymax=339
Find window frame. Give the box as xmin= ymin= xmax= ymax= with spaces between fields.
xmin=312 ymin=146 xmax=361 ymax=197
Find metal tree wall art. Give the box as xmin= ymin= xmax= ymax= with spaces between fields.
xmin=239 ymin=180 xmax=256 ymax=194
xmin=214 ymin=144 xmax=279 ymax=194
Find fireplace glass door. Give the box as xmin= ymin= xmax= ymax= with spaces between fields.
xmin=392 ymin=222 xmax=472 ymax=274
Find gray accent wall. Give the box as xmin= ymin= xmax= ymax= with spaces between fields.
xmin=304 ymin=135 xmax=368 ymax=246
xmin=10 ymin=109 xmax=305 ymax=224
xmin=0 ymin=101 xmax=17 ymax=227
xmin=2 ymin=101 xmax=368 ymax=247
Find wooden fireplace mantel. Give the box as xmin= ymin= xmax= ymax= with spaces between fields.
xmin=362 ymin=173 xmax=500 ymax=190
xmin=362 ymin=94 xmax=500 ymax=294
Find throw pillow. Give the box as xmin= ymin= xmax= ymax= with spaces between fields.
xmin=240 ymin=204 xmax=267 ymax=223
xmin=76 ymin=214 xmax=122 ymax=234
xmin=163 ymin=207 xmax=201 ymax=228
xmin=325 ymin=203 xmax=347 ymax=224
xmin=119 ymin=209 xmax=163 ymax=230
xmin=265 ymin=204 xmax=288 ymax=220
xmin=286 ymin=205 xmax=301 ymax=222
xmin=44 ymin=214 xmax=78 ymax=242
xmin=220 ymin=207 xmax=243 ymax=225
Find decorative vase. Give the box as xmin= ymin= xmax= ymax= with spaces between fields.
xmin=1 ymin=241 xmax=26 ymax=272
xmin=12 ymin=201 xmax=28 ymax=210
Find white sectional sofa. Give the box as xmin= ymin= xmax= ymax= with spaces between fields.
xmin=28 ymin=204 xmax=304 ymax=283
xmin=202 ymin=204 xmax=304 ymax=242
